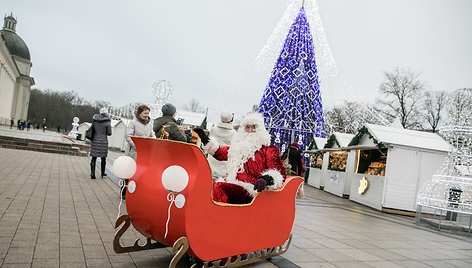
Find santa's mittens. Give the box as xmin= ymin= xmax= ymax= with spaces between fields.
xmin=254 ymin=178 xmax=267 ymax=192
xmin=192 ymin=128 xmax=209 ymax=145
xmin=259 ymin=175 xmax=274 ymax=185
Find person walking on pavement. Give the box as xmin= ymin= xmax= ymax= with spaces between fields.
xmin=90 ymin=107 xmax=112 ymax=179
xmin=208 ymin=110 xmax=236 ymax=178
xmin=10 ymin=118 xmax=14 ymax=129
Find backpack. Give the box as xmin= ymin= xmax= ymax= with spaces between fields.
xmin=85 ymin=123 xmax=95 ymax=140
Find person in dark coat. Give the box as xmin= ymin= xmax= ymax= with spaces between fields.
xmin=282 ymin=142 xmax=304 ymax=176
xmin=10 ymin=118 xmax=14 ymax=129
xmin=153 ymin=103 xmax=187 ymax=142
xmin=90 ymin=107 xmax=112 ymax=179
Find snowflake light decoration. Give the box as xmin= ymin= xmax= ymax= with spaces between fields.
xmin=417 ymin=126 xmax=472 ymax=214
xmin=150 ymin=79 xmax=174 ymax=119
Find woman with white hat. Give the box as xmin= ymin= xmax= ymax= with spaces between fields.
xmin=90 ymin=107 xmax=112 ymax=179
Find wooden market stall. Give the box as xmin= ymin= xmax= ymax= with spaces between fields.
xmin=347 ymin=124 xmax=450 ymax=212
xmin=322 ymin=132 xmax=355 ymax=197
xmin=305 ymin=137 xmax=327 ymax=189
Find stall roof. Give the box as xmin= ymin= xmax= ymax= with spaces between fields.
xmin=305 ymin=148 xmax=342 ymax=153
xmin=335 ymin=132 xmax=355 ymax=147
xmin=313 ymin=137 xmax=327 ymax=149
xmin=364 ymin=123 xmax=450 ymax=152
xmin=324 ymin=132 xmax=355 ymax=149
xmin=111 ymin=119 xmax=123 ymax=128
xmin=79 ymin=122 xmax=91 ymax=128
xmin=175 ymin=110 xmax=206 ymax=127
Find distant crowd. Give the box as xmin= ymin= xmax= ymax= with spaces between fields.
xmin=10 ymin=118 xmax=56 ymax=133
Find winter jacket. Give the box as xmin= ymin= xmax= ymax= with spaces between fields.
xmin=125 ymin=118 xmax=155 ymax=160
xmin=282 ymin=147 xmax=303 ymax=176
xmin=90 ymin=113 xmax=112 ymax=157
xmin=213 ymin=145 xmax=286 ymax=195
xmin=153 ymin=115 xmax=187 ymax=142
xmin=208 ymin=122 xmax=236 ymax=178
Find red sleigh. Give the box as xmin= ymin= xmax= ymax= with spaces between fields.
xmin=113 ymin=137 xmax=303 ymax=267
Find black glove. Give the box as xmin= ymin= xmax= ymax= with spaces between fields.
xmin=192 ymin=128 xmax=209 ymax=145
xmin=254 ymin=178 xmax=267 ymax=192
xmin=253 ymin=175 xmax=274 ymax=192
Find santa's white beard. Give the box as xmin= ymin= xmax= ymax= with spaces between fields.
xmin=226 ymin=130 xmax=271 ymax=181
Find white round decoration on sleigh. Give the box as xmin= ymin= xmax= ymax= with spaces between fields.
xmin=128 ymin=180 xmax=136 ymax=193
xmin=174 ymin=194 xmax=185 ymax=208
xmin=112 ymin=156 xmax=137 ymax=179
xmin=161 ymin=165 xmax=189 ymax=193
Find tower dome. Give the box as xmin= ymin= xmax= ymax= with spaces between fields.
xmin=0 ymin=14 xmax=30 ymax=61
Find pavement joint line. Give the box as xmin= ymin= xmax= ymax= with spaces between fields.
xmin=3 ymin=150 xmax=48 ymax=264
xmin=65 ymin=153 xmax=89 ymax=264
xmin=33 ymin=153 xmax=57 ymax=261
xmin=76 ymin=155 xmax=116 ymax=266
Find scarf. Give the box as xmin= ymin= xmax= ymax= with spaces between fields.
xmin=136 ymin=112 xmax=150 ymax=125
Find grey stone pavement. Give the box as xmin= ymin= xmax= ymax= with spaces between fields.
xmin=0 ymin=125 xmax=82 ymax=145
xmin=0 ymin=146 xmax=472 ymax=267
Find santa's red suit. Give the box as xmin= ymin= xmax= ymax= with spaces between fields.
xmin=203 ymin=113 xmax=286 ymax=204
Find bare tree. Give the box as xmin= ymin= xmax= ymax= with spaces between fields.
xmin=184 ymin=98 xmax=204 ymax=113
xmin=94 ymin=100 xmax=111 ymax=109
xmin=448 ymin=88 xmax=472 ymax=125
xmin=27 ymin=89 xmax=99 ymax=130
xmin=376 ymin=67 xmax=426 ymax=129
xmin=422 ymin=91 xmax=448 ymax=132
xmin=325 ymin=101 xmax=381 ymax=134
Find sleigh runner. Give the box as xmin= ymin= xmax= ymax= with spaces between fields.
xmin=113 ymin=137 xmax=303 ymax=267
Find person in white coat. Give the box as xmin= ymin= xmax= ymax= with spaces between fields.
xmin=123 ymin=104 xmax=155 ymax=199
xmin=125 ymin=104 xmax=155 ymax=160
xmin=208 ymin=110 xmax=236 ymax=178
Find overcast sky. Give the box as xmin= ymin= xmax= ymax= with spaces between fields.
xmin=3 ymin=0 xmax=471 ymax=123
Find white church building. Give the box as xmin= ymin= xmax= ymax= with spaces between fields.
xmin=0 ymin=14 xmax=34 ymax=125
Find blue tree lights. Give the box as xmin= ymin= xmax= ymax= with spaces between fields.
xmin=258 ymin=6 xmax=327 ymax=152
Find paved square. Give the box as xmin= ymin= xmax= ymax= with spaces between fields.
xmin=0 ymin=148 xmax=471 ymax=267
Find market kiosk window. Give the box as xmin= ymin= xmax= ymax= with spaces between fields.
xmin=310 ymin=152 xmax=324 ymax=169
xmin=356 ymin=149 xmax=387 ymax=176
xmin=328 ymin=151 xmax=348 ymax=172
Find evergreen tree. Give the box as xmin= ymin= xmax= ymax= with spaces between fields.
xmin=258 ymin=6 xmax=326 ymax=153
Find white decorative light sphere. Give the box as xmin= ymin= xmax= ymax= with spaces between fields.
xmin=174 ymin=194 xmax=186 ymax=208
xmin=128 ymin=180 xmax=136 ymax=193
xmin=161 ymin=165 xmax=189 ymax=193
xmin=112 ymin=156 xmax=137 ymax=179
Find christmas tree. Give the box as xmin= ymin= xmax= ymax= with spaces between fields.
xmin=258 ymin=6 xmax=326 ymax=153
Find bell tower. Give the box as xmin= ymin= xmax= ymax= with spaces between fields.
xmin=3 ymin=13 xmax=17 ymax=32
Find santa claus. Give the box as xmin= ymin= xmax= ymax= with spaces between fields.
xmin=194 ymin=113 xmax=286 ymax=204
